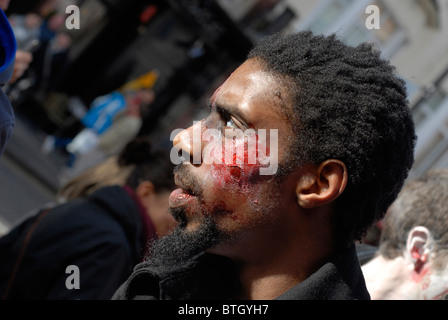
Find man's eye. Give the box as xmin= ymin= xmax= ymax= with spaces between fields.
xmin=225 ymin=118 xmax=237 ymax=128
xmin=220 ymin=109 xmax=238 ymax=128
xmin=215 ymin=106 xmax=245 ymax=130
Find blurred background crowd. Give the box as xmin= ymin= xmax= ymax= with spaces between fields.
xmin=0 ymin=0 xmax=447 ymax=252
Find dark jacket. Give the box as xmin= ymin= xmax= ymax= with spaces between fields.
xmin=112 ymin=244 xmax=370 ymax=300
xmin=0 ymin=185 xmax=154 ymax=299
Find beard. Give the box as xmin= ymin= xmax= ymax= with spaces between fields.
xmin=144 ymin=209 xmax=230 ymax=279
xmin=144 ymin=160 xmax=287 ymax=279
xmin=143 ymin=163 xmax=230 ymax=278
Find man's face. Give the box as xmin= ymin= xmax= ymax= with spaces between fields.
xmin=147 ymin=59 xmax=299 ymax=271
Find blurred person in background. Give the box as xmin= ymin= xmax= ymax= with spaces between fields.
xmin=42 ymin=88 xmax=155 ymax=173
xmin=4 ymin=0 xmax=72 ymax=107
xmin=0 ymin=0 xmax=17 ymax=156
xmin=59 ymin=88 xmax=156 ymax=183
xmin=362 ymin=168 xmax=448 ymax=300
xmin=1 ymin=0 xmax=33 ymax=84
xmin=0 ymin=137 xmax=177 ymax=299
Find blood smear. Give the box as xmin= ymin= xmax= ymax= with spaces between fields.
xmin=210 ymin=136 xmax=265 ymax=188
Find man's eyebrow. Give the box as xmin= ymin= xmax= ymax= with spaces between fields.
xmin=211 ymin=100 xmax=250 ymax=127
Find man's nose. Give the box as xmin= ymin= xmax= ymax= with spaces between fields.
xmin=173 ymin=121 xmax=204 ymax=164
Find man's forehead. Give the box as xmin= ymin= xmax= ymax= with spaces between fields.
xmin=216 ymin=65 xmax=290 ymax=122
xmin=214 ymin=60 xmax=285 ymax=102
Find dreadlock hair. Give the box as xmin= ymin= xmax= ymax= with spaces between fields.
xmin=248 ymin=31 xmax=416 ymax=249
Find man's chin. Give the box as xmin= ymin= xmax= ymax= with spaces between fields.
xmin=169 ymin=206 xmax=188 ymax=226
xmin=169 ymin=206 xmax=205 ymax=232
xmin=144 ymin=214 xmax=227 ymax=278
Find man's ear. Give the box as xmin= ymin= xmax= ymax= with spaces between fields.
xmin=136 ymin=181 xmax=155 ymax=209
xmin=296 ymin=160 xmax=348 ymax=209
xmin=406 ymin=226 xmax=432 ymax=272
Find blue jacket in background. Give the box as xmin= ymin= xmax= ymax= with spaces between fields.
xmin=0 ymin=8 xmax=17 ymax=156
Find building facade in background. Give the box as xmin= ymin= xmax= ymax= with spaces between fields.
xmin=282 ymin=0 xmax=448 ymax=179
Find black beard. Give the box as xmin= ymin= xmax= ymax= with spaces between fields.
xmin=143 ymin=211 xmax=228 ymax=279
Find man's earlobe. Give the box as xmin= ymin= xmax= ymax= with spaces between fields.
xmin=296 ymin=160 xmax=348 ymax=209
xmin=406 ymin=226 xmax=432 ymax=272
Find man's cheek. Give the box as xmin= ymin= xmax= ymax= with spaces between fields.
xmin=209 ymin=137 xmax=265 ymax=189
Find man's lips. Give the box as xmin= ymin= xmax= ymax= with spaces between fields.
xmin=168 ymin=188 xmax=196 ymax=208
xmin=169 ymin=166 xmax=202 ymax=208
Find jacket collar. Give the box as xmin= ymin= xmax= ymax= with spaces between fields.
xmin=275 ymin=244 xmax=370 ymax=300
xmin=118 ymin=244 xmax=369 ymax=300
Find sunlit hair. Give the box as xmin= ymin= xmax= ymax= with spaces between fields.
xmin=57 ymin=137 xmax=174 ymax=201
xmin=56 ymin=157 xmax=132 ymax=201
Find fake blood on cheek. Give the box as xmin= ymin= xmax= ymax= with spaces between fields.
xmin=210 ymin=136 xmax=267 ymax=188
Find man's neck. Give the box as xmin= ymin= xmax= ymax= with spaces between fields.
xmin=229 ymin=237 xmax=334 ymax=300
xmin=210 ymin=206 xmax=335 ymax=300
xmin=234 ymin=260 xmax=309 ymax=299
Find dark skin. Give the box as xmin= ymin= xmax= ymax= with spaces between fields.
xmin=171 ymin=58 xmax=348 ymax=299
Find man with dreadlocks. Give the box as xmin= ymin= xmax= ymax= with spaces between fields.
xmin=113 ymin=31 xmax=416 ymax=300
